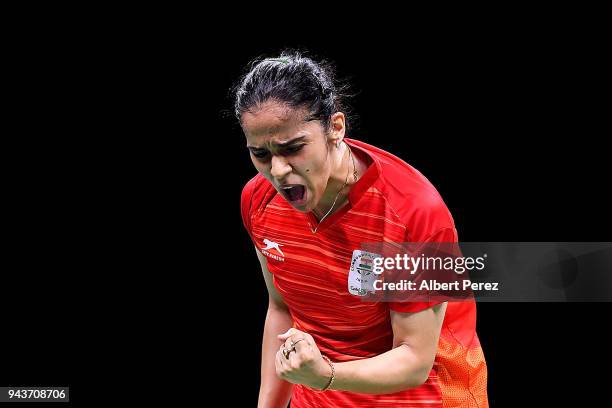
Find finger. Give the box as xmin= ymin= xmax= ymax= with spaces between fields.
xmin=290 ymin=337 xmax=309 ymax=352
xmin=304 ymin=333 xmax=317 ymax=350
xmin=281 ymin=337 xmax=305 ymax=360
xmin=280 ymin=342 xmax=295 ymax=363
xmin=280 ymin=347 xmax=295 ymax=367
xmin=287 ymin=341 xmax=312 ymax=369
xmin=303 ymin=332 xmax=315 ymax=344
xmin=283 ymin=336 xmax=295 ymax=351
xmin=287 ymin=349 xmax=301 ymax=369
xmin=280 ymin=340 xmax=292 ymax=360
xmin=277 ymin=328 xmax=294 ymax=341
xmin=278 ymin=328 xmax=301 ymax=341
xmin=282 ymin=337 xmax=307 ymax=359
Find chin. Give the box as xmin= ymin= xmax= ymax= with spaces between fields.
xmin=289 ymin=201 xmax=311 ymax=212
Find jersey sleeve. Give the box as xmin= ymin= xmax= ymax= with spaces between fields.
xmin=241 ymin=174 xmax=275 ymax=246
xmin=240 ymin=176 xmax=259 ymax=243
xmin=388 ymin=215 xmax=459 ymax=313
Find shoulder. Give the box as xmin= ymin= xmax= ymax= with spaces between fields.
xmin=356 ymin=140 xmax=456 ymax=242
xmin=241 ymin=173 xmax=266 ymax=203
xmin=240 ymin=174 xmax=277 ymax=230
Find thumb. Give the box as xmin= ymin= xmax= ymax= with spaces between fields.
xmin=277 ymin=328 xmax=294 ymax=341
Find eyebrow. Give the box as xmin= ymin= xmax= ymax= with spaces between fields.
xmin=247 ymin=135 xmax=306 ymax=150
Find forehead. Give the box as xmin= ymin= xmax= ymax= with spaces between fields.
xmin=242 ymin=101 xmax=319 ymax=146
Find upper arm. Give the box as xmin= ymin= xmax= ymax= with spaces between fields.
xmin=255 ymin=246 xmax=288 ymax=311
xmin=390 ymin=302 xmax=447 ymax=379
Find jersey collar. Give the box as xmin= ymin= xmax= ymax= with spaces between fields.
xmin=305 ymin=137 xmax=381 ymax=233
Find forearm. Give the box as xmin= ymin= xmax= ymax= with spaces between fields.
xmin=258 ymin=305 xmax=294 ymax=408
xmin=329 ymin=345 xmax=431 ymax=394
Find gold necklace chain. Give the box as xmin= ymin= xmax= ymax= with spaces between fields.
xmin=312 ymin=142 xmax=358 ymax=233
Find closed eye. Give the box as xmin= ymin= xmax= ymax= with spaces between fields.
xmin=250 ymin=149 xmax=269 ymax=159
xmin=282 ymin=144 xmax=304 ymax=155
xmin=248 ymin=144 xmax=304 ymax=159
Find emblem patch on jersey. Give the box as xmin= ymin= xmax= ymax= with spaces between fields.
xmin=260 ymin=238 xmax=285 ymax=262
xmin=349 ymin=250 xmax=381 ymax=296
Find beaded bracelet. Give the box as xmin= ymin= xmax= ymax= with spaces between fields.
xmin=316 ymin=355 xmax=335 ymax=392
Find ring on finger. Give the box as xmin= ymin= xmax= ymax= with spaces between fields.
xmin=283 ymin=347 xmax=296 ymax=359
xmin=290 ymin=338 xmax=306 ymax=348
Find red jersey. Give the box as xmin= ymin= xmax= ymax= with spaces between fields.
xmin=241 ymin=138 xmax=488 ymax=407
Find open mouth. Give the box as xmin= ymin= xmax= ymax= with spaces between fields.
xmin=280 ymin=184 xmax=306 ymax=205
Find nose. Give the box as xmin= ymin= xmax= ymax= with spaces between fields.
xmin=270 ymin=155 xmax=292 ymax=181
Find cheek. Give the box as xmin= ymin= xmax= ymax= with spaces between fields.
xmin=298 ymin=150 xmax=328 ymax=175
xmin=250 ymin=155 xmax=268 ymax=171
xmin=300 ymin=158 xmax=330 ymax=192
xmin=307 ymin=155 xmax=330 ymax=178
xmin=294 ymin=160 xmax=319 ymax=181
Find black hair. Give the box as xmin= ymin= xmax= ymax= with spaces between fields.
xmin=233 ymin=50 xmax=351 ymax=132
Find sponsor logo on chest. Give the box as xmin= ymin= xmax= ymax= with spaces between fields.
xmin=260 ymin=238 xmax=285 ymax=262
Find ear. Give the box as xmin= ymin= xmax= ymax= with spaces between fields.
xmin=327 ymin=112 xmax=346 ymax=148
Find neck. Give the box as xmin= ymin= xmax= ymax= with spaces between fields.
xmin=312 ymin=142 xmax=357 ymax=220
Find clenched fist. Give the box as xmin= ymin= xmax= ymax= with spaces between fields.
xmin=275 ymin=328 xmax=332 ymax=390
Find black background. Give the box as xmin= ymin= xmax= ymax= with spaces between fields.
xmin=210 ymin=36 xmax=610 ymax=406
xmin=3 ymin=18 xmax=610 ymax=406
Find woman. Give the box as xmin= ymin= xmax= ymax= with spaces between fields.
xmin=236 ymin=52 xmax=488 ymax=407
